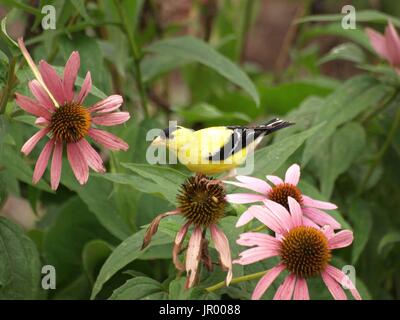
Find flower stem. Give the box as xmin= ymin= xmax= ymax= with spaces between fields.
xmin=236 ymin=0 xmax=256 ymax=63
xmin=205 ymin=270 xmax=267 ymax=292
xmin=114 ymin=0 xmax=149 ymax=118
xmin=0 ymin=58 xmax=17 ymax=114
xmin=359 ymin=106 xmax=400 ymax=194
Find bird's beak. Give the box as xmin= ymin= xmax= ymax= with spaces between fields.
xmin=151 ymin=136 xmax=165 ymax=147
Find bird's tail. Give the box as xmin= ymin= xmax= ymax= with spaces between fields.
xmin=253 ymin=118 xmax=294 ymax=134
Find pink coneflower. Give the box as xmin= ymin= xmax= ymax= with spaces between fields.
xmin=142 ymin=174 xmax=232 ymax=288
xmin=366 ymin=21 xmax=400 ymax=74
xmin=225 ymin=163 xmax=341 ymax=229
xmin=16 ymin=38 xmax=130 ymax=190
xmin=234 ymin=197 xmax=361 ymax=300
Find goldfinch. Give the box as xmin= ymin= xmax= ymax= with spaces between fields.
xmin=151 ymin=118 xmax=294 ymax=175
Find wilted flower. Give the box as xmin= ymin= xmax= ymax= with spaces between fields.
xmin=225 ymin=164 xmax=341 ymax=229
xmin=366 ymin=21 xmax=400 ymax=74
xmin=142 ymin=174 xmax=232 ymax=288
xmin=16 ymin=38 xmax=130 ymax=190
xmin=234 ymin=197 xmax=361 ymax=300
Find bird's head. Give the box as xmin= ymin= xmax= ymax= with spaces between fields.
xmin=151 ymin=126 xmax=193 ymax=152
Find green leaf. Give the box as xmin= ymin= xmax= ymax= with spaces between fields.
xmin=141 ymin=54 xmax=190 ymax=83
xmin=91 ymin=229 xmax=172 ymax=299
xmin=302 ymin=75 xmax=393 ymax=165
xmin=109 ymin=276 xmax=167 ymax=300
xmin=378 ymin=232 xmax=400 ymax=255
xmin=145 ymin=36 xmax=260 ymax=105
xmin=252 ymin=122 xmax=325 ymax=177
xmin=319 ymin=43 xmax=366 ymax=65
xmin=0 ymin=217 xmax=40 ymax=299
xmin=82 ymin=240 xmax=113 ymax=284
xmin=70 ymin=0 xmax=93 ymax=22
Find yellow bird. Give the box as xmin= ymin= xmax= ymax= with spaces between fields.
xmin=151 ymin=118 xmax=294 ymax=175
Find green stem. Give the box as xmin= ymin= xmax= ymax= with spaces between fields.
xmin=206 ymin=270 xmax=267 ymax=292
xmin=114 ymin=0 xmax=149 ymax=118
xmin=361 ymin=90 xmax=398 ymax=125
xmin=0 ymin=58 xmax=17 ymax=114
xmin=10 ymin=0 xmax=41 ymax=15
xmin=236 ymin=0 xmax=256 ymax=63
xmin=359 ymin=106 xmax=400 ymax=194
xmin=250 ymin=225 xmax=267 ymax=232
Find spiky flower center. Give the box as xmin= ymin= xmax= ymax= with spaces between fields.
xmin=50 ymin=103 xmax=91 ymax=143
xmin=177 ymin=174 xmax=226 ymax=227
xmin=268 ymin=183 xmax=303 ymax=210
xmin=280 ymin=226 xmax=331 ymax=278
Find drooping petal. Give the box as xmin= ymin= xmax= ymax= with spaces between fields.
xmin=35 ymin=117 xmax=49 ymax=127
xmin=302 ymin=207 xmax=341 ymax=229
xmin=185 ymin=226 xmax=203 ymax=288
xmin=75 ymin=71 xmax=92 ymax=104
xmin=15 ymin=93 xmax=51 ymax=119
xmin=76 ymin=139 xmax=105 ymax=173
xmin=87 ymin=128 xmax=129 ymax=151
xmin=321 ymin=270 xmax=347 ymax=300
xmin=328 ymin=230 xmax=353 ymax=249
xmin=251 ymin=264 xmax=285 ymax=300
xmin=284 ymin=164 xmax=300 ymax=185
xmin=39 ymin=60 xmax=66 ymax=105
xmin=302 ymin=195 xmax=337 ymax=210
xmin=236 ymin=232 xmax=281 ymax=250
xmin=250 ymin=205 xmax=287 ymax=235
xmin=32 ymin=139 xmax=54 ymax=184
xmin=321 ymin=225 xmax=335 ymax=240
xmin=385 ymin=21 xmax=400 ymax=65
xmin=28 ymin=80 xmax=55 ymax=112
xmin=234 ymin=246 xmax=279 ymax=265
xmin=173 ymin=221 xmax=191 ymax=271
xmin=288 ymin=197 xmax=302 ymax=227
xmin=63 ymin=51 xmax=80 ymax=102
xmin=88 ymin=95 xmax=123 ymax=113
xmin=210 ymin=224 xmax=233 ymax=285
xmin=235 ymin=175 xmax=271 ymax=194
xmin=67 ymin=142 xmax=89 ymax=185
xmin=21 ymin=127 xmax=50 ymax=155
xmin=293 ymin=277 xmax=309 ymax=300
xmin=325 ymin=265 xmax=362 ymax=300
xmin=365 ymin=28 xmax=389 ymax=60
xmin=273 ymin=274 xmax=296 ymax=300
xmin=263 ymin=199 xmax=293 ymax=233
xmin=50 ymin=141 xmax=63 ymax=190
xmin=92 ymin=112 xmax=130 ymax=126
xmin=225 ymin=193 xmax=266 ymax=204
xmin=302 ymin=216 xmax=320 ymax=229
xmin=266 ymin=175 xmax=283 ymax=186
xmin=235 ymin=208 xmax=255 ymax=227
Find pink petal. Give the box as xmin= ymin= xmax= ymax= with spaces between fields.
xmin=263 ymin=199 xmax=293 ymax=233
xmin=385 ymin=21 xmax=400 ymax=65
xmin=302 ymin=195 xmax=337 ymax=210
xmin=15 ymin=93 xmax=51 ymax=119
xmin=225 ymin=193 xmax=266 ymax=204
xmin=210 ymin=224 xmax=232 ymax=285
xmin=21 ymin=128 xmax=50 ymax=155
xmin=63 ymin=51 xmax=80 ymax=102
xmin=321 ymin=270 xmax=347 ymax=300
xmin=32 ymin=139 xmax=54 ymax=184
xmin=321 ymin=225 xmax=335 ymax=240
xmin=303 ymin=216 xmax=320 ymax=229
xmin=67 ymin=142 xmax=89 ymax=185
xmin=76 ymin=139 xmax=105 ymax=173
xmin=251 ymin=264 xmax=285 ymax=300
xmin=89 ymin=95 xmax=123 ymax=113
xmin=88 ymin=128 xmax=129 ymax=151
xmin=185 ymin=226 xmax=203 ymax=288
xmin=366 ymin=28 xmax=389 ymax=60
xmin=235 ymin=175 xmax=271 ymax=194
xmin=75 ymin=71 xmax=92 ymax=104
xmin=173 ymin=221 xmax=191 ymax=271
xmin=325 ymin=265 xmax=361 ymax=300
xmin=288 ymin=197 xmax=302 ymax=227
xmin=35 ymin=117 xmax=49 ymax=126
xmin=273 ymin=274 xmax=296 ymax=300
xmin=50 ymin=141 xmax=63 ymax=190
xmin=28 ymin=80 xmax=55 ymax=111
xmin=293 ymin=277 xmax=309 ymax=300
xmin=39 ymin=60 xmax=66 ymax=105
xmin=266 ymin=175 xmax=283 ymax=186
xmin=284 ymin=164 xmax=300 ymax=185
xmin=92 ymin=112 xmax=130 ymax=126
xmin=250 ymin=205 xmax=287 ymax=235
xmin=302 ymin=207 xmax=341 ymax=229
xmin=236 ymin=232 xmax=281 ymax=250
xmin=234 ymin=246 xmax=279 ymax=265
xmin=235 ymin=208 xmax=255 ymax=227
xmin=328 ymin=230 xmax=353 ymax=249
